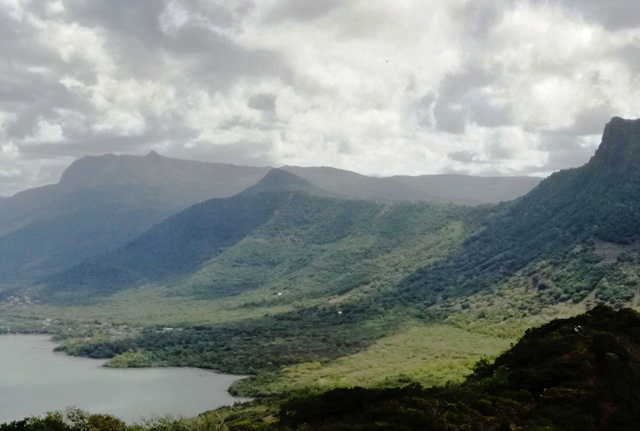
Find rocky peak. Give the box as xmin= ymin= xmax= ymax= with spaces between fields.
xmin=590 ymin=117 xmax=640 ymax=173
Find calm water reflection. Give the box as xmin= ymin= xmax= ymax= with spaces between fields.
xmin=0 ymin=335 xmax=248 ymax=423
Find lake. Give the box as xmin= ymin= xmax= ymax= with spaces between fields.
xmin=0 ymin=335 xmax=249 ymax=424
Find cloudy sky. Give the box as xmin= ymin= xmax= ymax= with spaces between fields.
xmin=0 ymin=0 xmax=639 ymax=196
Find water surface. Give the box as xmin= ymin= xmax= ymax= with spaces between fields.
xmin=0 ymin=335 xmax=248 ymax=423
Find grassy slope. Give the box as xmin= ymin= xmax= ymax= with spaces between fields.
xmin=241 ymin=323 xmax=511 ymax=395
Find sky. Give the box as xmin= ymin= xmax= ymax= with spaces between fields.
xmin=0 ymin=0 xmax=639 ymax=196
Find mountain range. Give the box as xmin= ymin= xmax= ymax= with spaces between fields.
xmin=0 ymin=153 xmax=270 ymax=283
xmin=0 ymin=153 xmax=539 ymax=286
xmin=1 ymin=117 xmax=640 ymax=428
xmin=38 ymin=116 xmax=640 ymax=352
xmin=41 ymin=169 xmax=481 ymax=303
xmin=37 ymin=118 xmax=640 ymax=309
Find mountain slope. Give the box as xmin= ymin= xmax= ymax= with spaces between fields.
xmin=41 ymin=169 xmax=485 ymax=302
xmin=41 ymin=191 xmax=296 ymax=296
xmin=57 ymin=151 xmax=270 ymax=201
xmin=277 ymin=306 xmax=640 ymax=431
xmin=0 ymin=153 xmax=271 ymax=284
xmin=397 ymin=116 xmax=640 ymax=306
xmin=40 ymin=118 xmax=640 ymax=309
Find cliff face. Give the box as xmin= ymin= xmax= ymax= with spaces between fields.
xmin=591 ymin=117 xmax=640 ymax=175
xmin=507 ymin=116 xmax=640 ymax=244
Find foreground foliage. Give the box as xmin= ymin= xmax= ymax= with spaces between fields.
xmin=6 ymin=306 xmax=640 ymax=431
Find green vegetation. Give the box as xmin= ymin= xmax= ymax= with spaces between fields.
xmin=7 ymin=307 xmax=640 ymax=431
xmin=270 ymin=306 xmax=640 ymax=431
xmin=234 ymin=323 xmax=511 ymax=396
xmin=5 ymin=119 xmax=640 ymax=429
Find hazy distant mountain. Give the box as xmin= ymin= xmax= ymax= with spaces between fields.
xmin=0 ymin=152 xmax=270 ymax=236
xmin=0 ymin=152 xmax=270 ymax=283
xmin=57 ymin=151 xmax=270 ymax=200
xmin=391 ymin=174 xmax=542 ymax=204
xmin=279 ymin=166 xmax=442 ymax=202
xmin=281 ymin=166 xmax=541 ymax=204
xmin=281 ymin=166 xmax=541 ymax=205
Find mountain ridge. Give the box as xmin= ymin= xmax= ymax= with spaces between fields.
xmin=0 ymin=153 xmax=272 ymax=283
xmin=396 ymin=115 xmax=640 ymax=307
xmin=9 ymin=117 xmax=640 ymax=429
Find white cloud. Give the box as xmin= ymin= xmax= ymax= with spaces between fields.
xmin=24 ymin=119 xmax=64 ymax=144
xmin=1 ymin=0 xmax=640 ymax=195
xmin=159 ymin=0 xmax=190 ymax=35
xmin=42 ymin=21 xmax=115 ymax=75
xmin=0 ymin=0 xmax=28 ymax=21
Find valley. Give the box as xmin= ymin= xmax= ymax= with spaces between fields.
xmin=1 ymin=117 xmax=640 ymax=429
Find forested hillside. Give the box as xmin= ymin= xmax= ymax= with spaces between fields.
xmin=0 ymin=152 xmax=537 ymax=286
xmin=275 ymin=306 xmax=640 ymax=431
xmin=35 ymin=117 xmax=640 ymax=398
xmin=396 ymin=117 xmax=640 ymax=309
xmin=41 ymin=169 xmax=485 ymax=306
